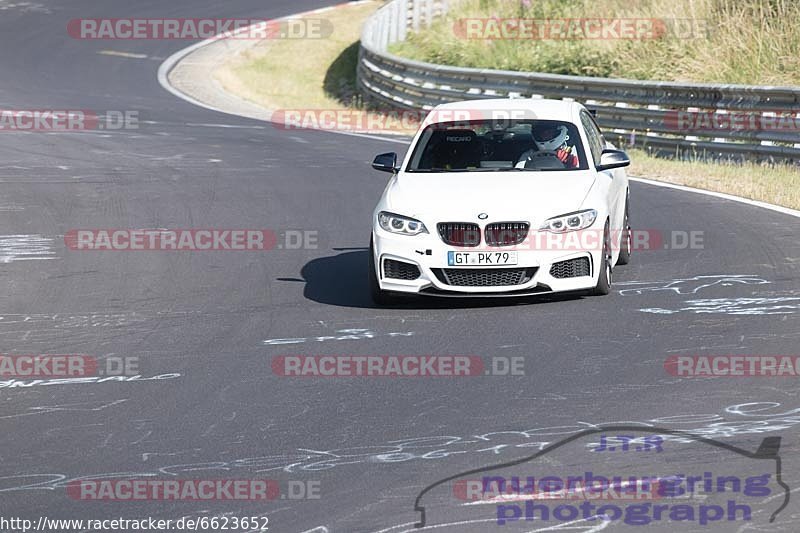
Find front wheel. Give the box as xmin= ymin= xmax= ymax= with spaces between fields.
xmin=590 ymin=222 xmax=612 ymax=296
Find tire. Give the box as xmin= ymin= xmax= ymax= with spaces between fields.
xmin=616 ymin=194 xmax=632 ymax=266
xmin=369 ymin=238 xmax=401 ymax=306
xmin=590 ymin=222 xmax=612 ymax=296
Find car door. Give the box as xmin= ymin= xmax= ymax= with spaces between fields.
xmin=581 ymin=111 xmax=625 ymax=241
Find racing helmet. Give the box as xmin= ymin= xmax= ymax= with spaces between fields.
xmin=532 ymin=123 xmax=568 ymax=151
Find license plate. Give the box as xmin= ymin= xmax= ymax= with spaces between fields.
xmin=447 ymin=251 xmax=518 ymax=266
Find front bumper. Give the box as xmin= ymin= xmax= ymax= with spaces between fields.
xmin=372 ymin=228 xmax=601 ymax=296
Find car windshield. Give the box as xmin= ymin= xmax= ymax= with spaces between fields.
xmin=406 ymin=119 xmax=588 ymax=172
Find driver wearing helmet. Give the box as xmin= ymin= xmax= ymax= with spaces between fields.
xmin=517 ymin=122 xmax=579 ymax=168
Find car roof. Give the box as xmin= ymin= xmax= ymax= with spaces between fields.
xmin=428 ymin=98 xmax=583 ymax=123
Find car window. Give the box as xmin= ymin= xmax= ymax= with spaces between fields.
xmin=580 ymin=111 xmax=604 ymax=164
xmin=406 ymin=119 xmax=588 ymax=172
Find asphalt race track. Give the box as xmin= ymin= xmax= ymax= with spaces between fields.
xmin=1 ymin=1 xmax=799 ymax=532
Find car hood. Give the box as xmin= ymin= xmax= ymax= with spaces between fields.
xmin=385 ymin=171 xmax=597 ymax=225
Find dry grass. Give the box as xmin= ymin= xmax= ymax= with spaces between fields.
xmin=628 ymin=148 xmax=800 ymax=209
xmin=216 ymin=2 xmax=380 ymax=109
xmin=214 ymin=0 xmax=424 ymax=134
xmin=214 ymin=1 xmax=405 ymax=128
xmin=392 ymin=0 xmax=800 ymax=84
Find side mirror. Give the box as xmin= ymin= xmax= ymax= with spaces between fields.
xmin=596 ymin=149 xmax=630 ymax=171
xmin=372 ymin=152 xmax=398 ymax=173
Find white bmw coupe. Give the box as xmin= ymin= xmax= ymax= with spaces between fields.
xmin=369 ymin=98 xmax=632 ymax=305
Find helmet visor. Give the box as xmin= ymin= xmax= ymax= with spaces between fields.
xmin=533 ymin=124 xmax=562 ymax=142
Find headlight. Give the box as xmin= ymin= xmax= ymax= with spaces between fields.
xmin=378 ymin=211 xmax=428 ymax=236
xmin=539 ymin=209 xmax=597 ymax=233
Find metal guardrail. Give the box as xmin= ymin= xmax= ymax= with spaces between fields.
xmin=357 ymin=0 xmax=800 ymax=162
